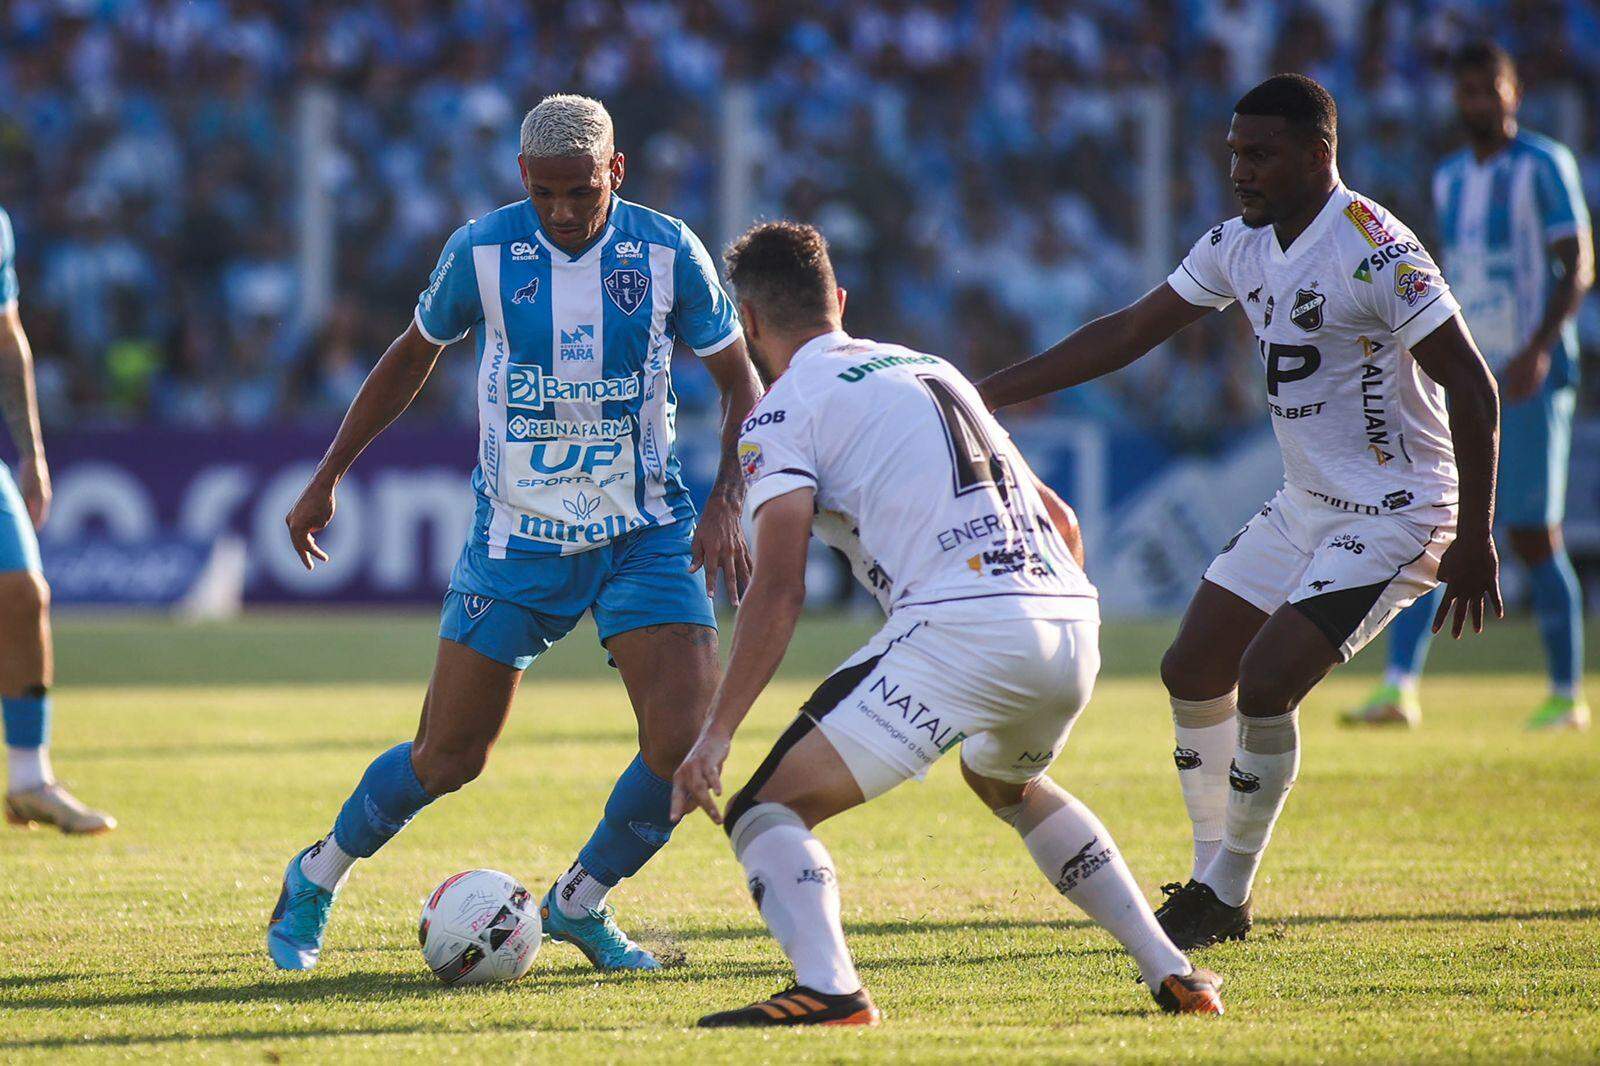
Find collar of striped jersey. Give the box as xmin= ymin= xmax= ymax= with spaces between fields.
xmin=791 ymin=329 xmax=852 ymax=365
xmin=1268 ymin=182 xmax=1350 ymax=266
xmin=531 ymin=194 xmax=618 ymax=263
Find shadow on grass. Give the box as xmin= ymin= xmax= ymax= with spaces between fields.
xmin=55 ymin=730 xmax=654 ymax=764
xmin=670 ymin=905 xmax=1600 ymax=943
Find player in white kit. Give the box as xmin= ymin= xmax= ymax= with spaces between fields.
xmin=979 ymin=75 xmax=1503 ymax=949
xmin=671 ymin=221 xmax=1224 ymax=1027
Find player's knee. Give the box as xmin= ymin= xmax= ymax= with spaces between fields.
xmin=960 ymin=758 xmax=1027 ymax=813
xmin=411 ymin=738 xmax=491 ymax=794
xmin=1236 ymin=659 xmax=1300 ymax=719
xmin=0 ymin=571 xmax=48 ymax=623
xmin=1160 ymin=639 xmax=1222 ymax=699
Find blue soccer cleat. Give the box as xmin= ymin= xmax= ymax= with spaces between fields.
xmin=539 ymin=885 xmax=661 ymax=971
xmin=267 ymin=845 xmax=337 ymax=971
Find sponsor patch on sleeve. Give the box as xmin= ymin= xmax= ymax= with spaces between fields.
xmin=1343 ymin=200 xmax=1395 ymax=248
xmin=1393 ymin=262 xmax=1433 ymax=306
xmin=739 ymin=441 xmax=764 ymax=482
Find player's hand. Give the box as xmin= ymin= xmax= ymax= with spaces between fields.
xmin=689 ymin=491 xmax=752 ymax=607
xmin=285 ymin=477 xmax=335 ymax=571
xmin=1431 ymin=531 xmax=1503 ymax=638
xmin=16 ymin=454 xmax=50 ymax=531
xmin=1501 ymin=344 xmax=1550 ymax=404
xmin=671 ymin=728 xmax=732 ymax=824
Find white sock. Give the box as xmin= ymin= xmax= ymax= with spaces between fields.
xmin=1203 ymin=710 xmax=1300 ymax=908
xmin=1002 ymin=778 xmax=1190 ymax=991
xmin=299 ymin=832 xmax=357 ymax=893
xmin=6 ymin=746 xmax=53 ymax=793
xmin=554 ymin=861 xmax=611 ymax=918
xmin=1170 ymin=691 xmax=1236 ymax=881
xmin=731 ymin=803 xmax=861 ymax=996
xmin=1384 ymin=666 xmax=1417 ymax=692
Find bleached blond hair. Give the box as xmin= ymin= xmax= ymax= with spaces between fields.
xmin=519 ymin=94 xmax=615 ymax=160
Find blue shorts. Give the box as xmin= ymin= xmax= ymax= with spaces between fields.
xmin=1498 ymin=385 xmax=1575 ymax=529
xmin=0 ymin=464 xmax=41 ymax=573
xmin=439 ymin=519 xmax=716 ymax=670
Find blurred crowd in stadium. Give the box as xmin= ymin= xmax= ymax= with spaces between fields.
xmin=2 ymin=0 xmax=1598 ymax=451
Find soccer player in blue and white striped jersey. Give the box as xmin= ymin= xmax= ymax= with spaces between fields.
xmin=1349 ymin=42 xmax=1593 ymax=731
xmin=268 ymin=96 xmax=763 ymax=972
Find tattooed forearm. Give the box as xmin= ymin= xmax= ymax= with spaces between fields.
xmin=0 ymin=318 xmax=42 ymax=458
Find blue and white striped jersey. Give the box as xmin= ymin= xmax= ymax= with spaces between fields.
xmin=1433 ymin=131 xmax=1590 ymax=388
xmin=0 ymin=206 xmax=18 ymax=307
xmin=415 ymin=196 xmax=742 ymax=557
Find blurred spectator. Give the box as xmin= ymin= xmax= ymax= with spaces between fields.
xmin=0 ymin=0 xmax=1594 ymax=449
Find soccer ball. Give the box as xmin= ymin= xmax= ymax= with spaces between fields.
xmin=418 ymin=869 xmax=542 ymax=986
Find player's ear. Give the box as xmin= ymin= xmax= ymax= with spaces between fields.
xmin=610 ymin=151 xmax=625 ymax=192
xmin=835 ymin=287 xmax=848 ymax=319
xmin=517 ymin=153 xmax=531 ymax=193
xmin=739 ymin=299 xmax=761 ymax=341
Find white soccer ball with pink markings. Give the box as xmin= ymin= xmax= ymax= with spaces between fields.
xmin=418 ymin=869 xmax=541 ymax=985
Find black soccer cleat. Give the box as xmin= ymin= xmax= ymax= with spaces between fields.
xmin=697 ymin=984 xmax=882 ymax=1028
xmin=1154 ymin=880 xmax=1252 ymax=950
xmin=1154 ymin=967 xmax=1225 ymax=1015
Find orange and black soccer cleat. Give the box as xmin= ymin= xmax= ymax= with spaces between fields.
xmin=1154 ymin=967 xmax=1225 ymax=1015
xmin=697 ymin=984 xmax=882 ymax=1028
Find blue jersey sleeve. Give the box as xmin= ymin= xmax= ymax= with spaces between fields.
xmin=1533 ymin=144 xmax=1590 ymax=242
xmin=0 ymin=208 xmax=18 ymax=307
xmin=415 ymin=223 xmax=481 ymax=345
xmin=672 ymin=223 xmax=742 ymax=356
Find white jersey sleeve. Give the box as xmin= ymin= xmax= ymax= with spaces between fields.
xmin=739 ymin=389 xmax=817 ymax=520
xmin=1350 ymin=237 xmax=1460 ymax=351
xmin=1167 ymin=222 xmax=1238 ymax=310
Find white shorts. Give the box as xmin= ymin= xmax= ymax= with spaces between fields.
xmin=1204 ymin=486 xmax=1454 ymax=661
xmin=803 ymin=606 xmax=1101 ymax=800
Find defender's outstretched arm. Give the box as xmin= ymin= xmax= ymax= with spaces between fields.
xmin=1410 ymin=314 xmax=1503 ymax=637
xmin=285 ymin=321 xmax=445 ymax=570
xmin=672 ymin=487 xmax=815 ymax=824
xmin=977 ymin=283 xmax=1212 ymax=410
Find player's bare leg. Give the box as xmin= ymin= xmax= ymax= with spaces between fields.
xmin=541 ymin=623 xmax=720 ymax=970
xmin=269 ymin=639 xmax=519 ymax=970
xmin=1 ymin=570 xmax=114 ymax=835
xmin=1158 ymin=580 xmax=1267 ymax=883
xmin=701 ymin=721 xmax=1219 ymax=1026
xmin=1160 ymin=603 xmax=1340 ymax=949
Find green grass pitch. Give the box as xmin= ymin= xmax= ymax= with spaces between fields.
xmin=1 ymin=611 xmax=1596 ymax=1062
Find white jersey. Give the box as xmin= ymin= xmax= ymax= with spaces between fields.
xmin=1169 ymin=184 xmax=1463 ymax=524
xmin=738 ymin=331 xmax=1097 ymax=620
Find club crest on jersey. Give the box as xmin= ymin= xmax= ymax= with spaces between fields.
xmin=1393 ymin=262 xmax=1432 ymax=306
xmin=462 ymin=594 xmax=494 ymax=620
xmin=604 ymin=268 xmax=650 ymax=315
xmin=511 ymin=278 xmax=540 ymax=305
xmin=739 ymin=441 xmax=764 ymax=482
xmin=1290 ymin=287 xmax=1325 ymax=332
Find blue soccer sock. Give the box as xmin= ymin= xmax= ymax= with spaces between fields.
xmin=1528 ymin=552 xmax=1583 ymax=697
xmin=573 ymin=753 xmax=676 ymax=893
xmin=3 ymin=688 xmax=53 ymax=792
xmin=330 ymin=742 xmax=436 ymax=859
xmin=1384 ymin=589 xmax=1441 ymax=688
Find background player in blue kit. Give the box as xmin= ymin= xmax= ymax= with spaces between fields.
xmin=268 ymin=95 xmax=763 ymax=971
xmin=1347 ymin=42 xmax=1593 ymax=732
xmin=0 ymin=204 xmax=116 ymax=835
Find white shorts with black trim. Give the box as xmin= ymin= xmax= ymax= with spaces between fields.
xmin=806 ymin=602 xmax=1101 ymax=800
xmin=1203 ymin=486 xmax=1454 ymax=661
